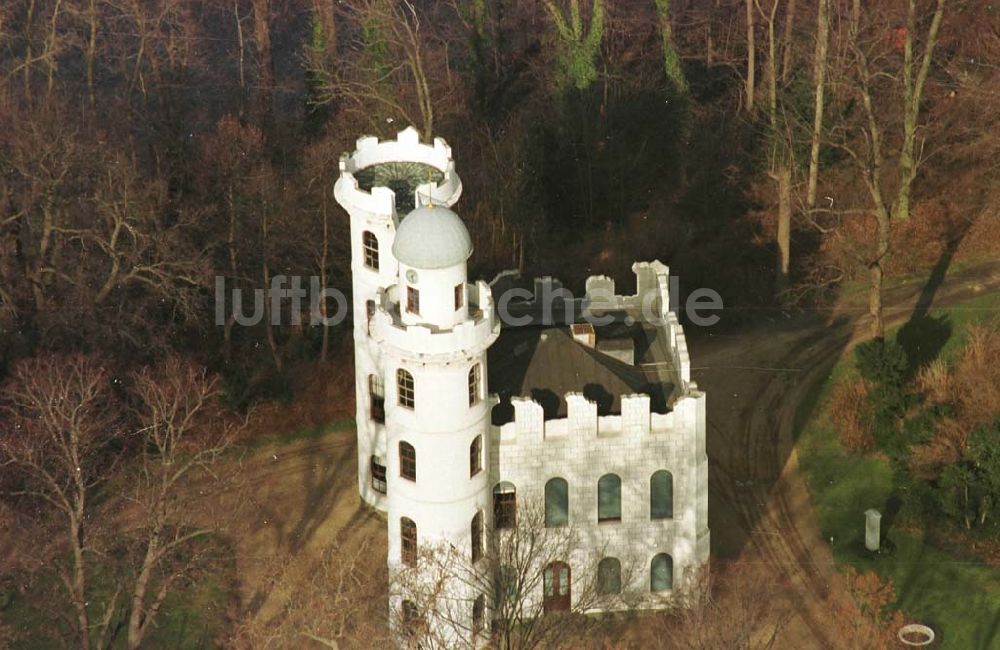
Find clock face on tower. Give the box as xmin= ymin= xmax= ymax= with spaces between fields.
xmin=406 ymin=269 xmax=419 ymax=283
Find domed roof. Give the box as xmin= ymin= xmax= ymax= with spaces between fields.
xmin=392 ymin=205 xmax=472 ymax=269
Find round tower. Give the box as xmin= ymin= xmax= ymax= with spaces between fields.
xmin=334 ymin=127 xmax=462 ymax=511
xmin=371 ymin=205 xmax=500 ymax=646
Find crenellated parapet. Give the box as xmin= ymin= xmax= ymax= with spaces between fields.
xmin=497 ymin=390 xmax=705 ymax=446
xmin=371 ymin=280 xmax=500 ymax=359
xmin=491 ymin=260 xmax=694 ymax=390
xmin=334 ymin=126 xmax=462 ymax=220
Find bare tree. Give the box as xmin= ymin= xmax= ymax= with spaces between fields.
xmin=895 ymin=0 xmax=946 ymax=221
xmin=0 ymin=355 xmax=123 ymax=650
xmin=832 ymin=0 xmax=947 ymax=338
xmin=745 ymin=0 xmax=756 ymax=111
xmin=805 ymin=0 xmax=829 ymax=210
xmin=393 ymin=500 xmax=635 ymax=650
xmin=309 ymin=0 xmax=445 ymax=140
xmin=122 ymin=357 xmax=238 ymax=650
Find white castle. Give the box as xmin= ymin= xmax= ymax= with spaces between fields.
xmin=334 ymin=127 xmax=709 ymax=646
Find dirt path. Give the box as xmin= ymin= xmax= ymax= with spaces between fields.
xmin=692 ymin=260 xmax=1000 ymax=648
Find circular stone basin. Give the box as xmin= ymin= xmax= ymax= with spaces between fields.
xmin=354 ymin=162 xmax=444 ymax=214
xmin=897 ymin=624 xmax=935 ymax=647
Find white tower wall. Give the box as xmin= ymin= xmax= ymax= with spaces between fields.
xmin=335 ymin=127 xmax=462 ymax=511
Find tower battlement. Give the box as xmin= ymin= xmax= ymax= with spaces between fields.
xmin=496 ymin=390 xmax=704 ymax=445
xmin=334 ymin=126 xmax=462 ymax=218
xmin=371 ymin=280 xmax=500 ymax=359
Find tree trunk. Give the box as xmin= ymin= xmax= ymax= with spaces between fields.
xmin=806 ymin=0 xmax=829 ymax=209
xmin=745 ymin=0 xmax=755 ymax=112
xmin=780 ymin=0 xmax=797 ymax=83
xmin=895 ymin=0 xmax=946 ymax=221
xmin=126 ymin=529 xmax=160 ymax=649
xmin=655 ymin=0 xmax=688 ymax=97
xmin=70 ymin=513 xmax=92 ymax=650
xmin=319 ymin=192 xmax=330 ymax=363
xmin=775 ymin=166 xmax=792 ymax=293
xmin=86 ymin=0 xmax=98 ymax=107
xmin=251 ymin=0 xmax=274 ymax=122
xmin=869 ymin=210 xmax=890 ymax=340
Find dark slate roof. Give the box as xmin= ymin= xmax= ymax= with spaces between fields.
xmin=488 ymin=319 xmax=677 ymax=425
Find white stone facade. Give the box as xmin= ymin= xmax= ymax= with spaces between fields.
xmin=335 ymin=128 xmax=709 ymax=647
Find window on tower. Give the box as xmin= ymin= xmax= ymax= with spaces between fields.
xmin=472 ymin=594 xmax=485 ymax=638
xmin=471 ymin=510 xmax=483 ymax=563
xmin=468 ymin=363 xmax=481 ymax=406
xmin=493 ymin=482 xmax=517 ymax=529
xmin=365 ymin=300 xmax=376 ymax=335
xmin=406 ymin=286 xmax=420 ymax=315
xmin=470 ymin=434 xmax=482 ymax=477
xmin=401 ymin=517 xmax=417 ymax=566
xmin=454 ymin=283 xmax=464 ymax=310
xmin=399 ymin=441 xmax=416 ymax=481
xmin=369 ymin=374 xmax=385 ymax=423
xmin=362 ymin=231 xmax=379 ymax=270
xmin=397 ymin=369 xmax=414 ymax=409
xmin=370 ymin=455 xmax=387 ymax=494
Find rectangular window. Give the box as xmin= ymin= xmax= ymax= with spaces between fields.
xmin=366 ymin=300 xmax=376 ymax=335
xmin=369 ymin=375 xmax=385 ymax=423
xmin=454 ymin=283 xmax=464 ymax=310
xmin=494 ymin=490 xmax=516 ymax=529
xmin=362 ymin=231 xmax=379 ymax=270
xmin=468 ymin=363 xmax=481 ymax=406
xmin=397 ymin=369 xmax=414 ymax=409
xmin=371 ymin=456 xmax=387 ymax=494
xmin=407 ymin=286 xmax=420 ymax=315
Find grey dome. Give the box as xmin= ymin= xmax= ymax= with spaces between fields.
xmin=392 ymin=205 xmax=472 ymax=269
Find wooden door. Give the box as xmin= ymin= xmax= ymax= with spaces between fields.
xmin=544 ymin=561 xmax=571 ymax=612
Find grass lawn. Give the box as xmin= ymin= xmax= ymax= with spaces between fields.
xmin=1 ymin=537 xmax=235 ymax=649
xmin=797 ymin=293 xmax=1000 ymax=650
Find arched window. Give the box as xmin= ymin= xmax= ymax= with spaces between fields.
xmin=597 ymin=557 xmax=622 ymax=595
xmin=544 ymin=477 xmax=569 ymax=527
xmin=369 ymin=374 xmax=385 ymax=423
xmin=401 ymin=517 xmax=417 ymax=566
xmin=370 ymin=455 xmax=386 ymax=494
xmin=597 ymin=474 xmax=622 ymax=522
xmin=543 ymin=561 xmax=571 ymax=612
xmin=362 ymin=231 xmax=379 ymax=270
xmin=495 ymin=564 xmax=518 ymax=606
xmin=493 ymin=482 xmax=516 ymax=529
xmin=454 ymin=283 xmax=465 ymax=310
xmin=471 ymin=510 xmax=483 ymax=563
xmin=472 ymin=593 xmax=485 ymax=637
xmin=399 ymin=441 xmax=416 ymax=481
xmin=470 ymin=434 xmax=482 ymax=477
xmin=397 ymin=368 xmax=414 ymax=409
xmin=650 ymin=470 xmax=674 ymax=519
xmin=650 ymin=553 xmax=673 ymax=592
xmin=400 ymin=599 xmax=422 ymax=638
xmin=468 ymin=363 xmax=482 ymax=406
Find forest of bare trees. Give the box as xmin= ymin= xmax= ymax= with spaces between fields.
xmin=1 ymin=0 xmax=998 ymax=647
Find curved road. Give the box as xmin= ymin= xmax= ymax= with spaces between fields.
xmin=691 ymin=260 xmax=1000 ymax=648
